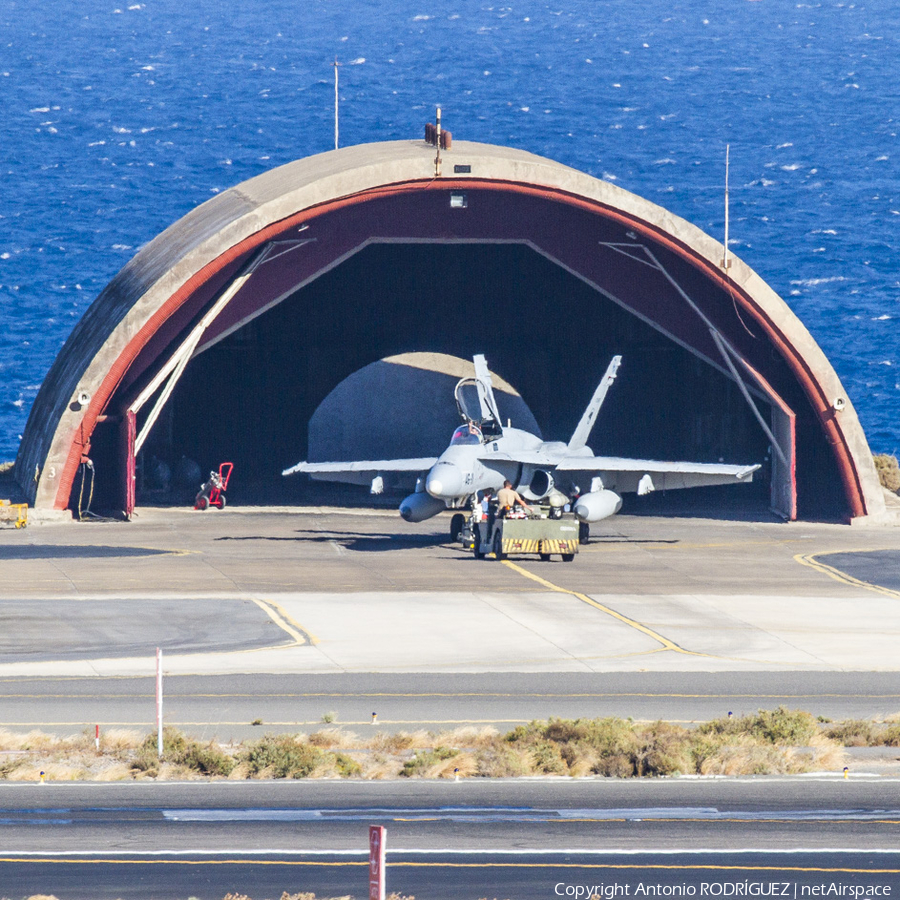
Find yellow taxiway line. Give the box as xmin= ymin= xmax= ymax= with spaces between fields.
xmin=795 ymin=549 xmax=900 ymax=601
xmin=501 ymin=560 xmax=713 ymax=658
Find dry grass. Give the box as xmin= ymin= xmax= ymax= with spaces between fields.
xmin=221 ymin=893 xmax=412 ymax=900
xmin=222 ymin=894 xmax=363 ymax=900
xmin=0 ymin=711 xmax=883 ymax=782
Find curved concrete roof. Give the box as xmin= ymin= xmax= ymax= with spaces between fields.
xmin=17 ymin=139 xmax=884 ymax=520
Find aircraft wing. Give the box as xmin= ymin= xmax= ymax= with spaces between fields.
xmin=283 ymin=458 xmax=438 ymax=488
xmin=555 ymin=456 xmax=760 ymax=493
xmin=478 ymin=450 xmax=554 ymax=466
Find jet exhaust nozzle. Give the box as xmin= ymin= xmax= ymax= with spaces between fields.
xmin=574 ymin=489 xmax=623 ymax=523
xmin=399 ymin=492 xmax=447 ymax=523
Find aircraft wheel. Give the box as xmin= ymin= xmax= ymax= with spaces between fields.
xmin=562 ymin=553 xmax=575 ymax=562
xmin=579 ymin=522 xmax=590 ymax=544
xmin=539 ymin=553 xmax=551 ymax=561
xmin=450 ymin=513 xmax=465 ymax=542
xmin=493 ymin=532 xmax=507 ymax=561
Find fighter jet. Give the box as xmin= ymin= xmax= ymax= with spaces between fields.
xmin=283 ymin=355 xmax=760 ymax=538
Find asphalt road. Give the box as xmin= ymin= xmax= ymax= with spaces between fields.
xmin=2 ymin=850 xmax=898 ymax=900
xmin=2 ymin=671 xmax=900 ymax=741
xmin=0 ymin=781 xmax=898 ymax=899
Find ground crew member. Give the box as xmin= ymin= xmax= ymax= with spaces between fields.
xmin=497 ymin=480 xmax=531 ymax=515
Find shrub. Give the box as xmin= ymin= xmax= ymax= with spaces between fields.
xmin=475 ymin=746 xmax=527 ymax=777
xmin=825 ymin=720 xmax=878 ymax=746
xmin=590 ymin=752 xmax=634 ymax=778
xmin=0 ymin=756 xmax=25 ymax=778
xmin=874 ymin=454 xmax=900 ymax=492
xmin=528 ymin=740 xmax=568 ymax=775
xmin=142 ymin=727 xmax=189 ymax=759
xmin=631 ymin=721 xmax=693 ymax=776
xmin=699 ymin=708 xmax=817 ymax=746
xmin=241 ymin=735 xmax=323 ymax=779
xmin=182 ymin=742 xmax=235 ymax=777
xmin=132 ymin=729 xmax=235 ymax=777
xmin=508 ymin=717 xmax=636 ymax=754
xmin=400 ymin=746 xmax=457 ymax=777
xmin=750 ymin=708 xmax=818 ymax=745
xmin=332 ymin=753 xmax=362 ymax=777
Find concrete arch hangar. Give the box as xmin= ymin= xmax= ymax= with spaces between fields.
xmin=17 ymin=139 xmax=884 ymax=522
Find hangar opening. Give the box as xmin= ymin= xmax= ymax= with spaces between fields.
xmin=17 ymin=139 xmax=883 ymax=524
xmin=131 ymin=243 xmax=777 ymax=508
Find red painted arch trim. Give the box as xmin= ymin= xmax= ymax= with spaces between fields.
xmin=53 ymin=177 xmax=867 ymax=517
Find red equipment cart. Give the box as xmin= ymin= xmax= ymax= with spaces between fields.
xmin=194 ymin=462 xmax=233 ymax=510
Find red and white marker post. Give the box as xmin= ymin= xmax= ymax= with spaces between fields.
xmin=368 ymin=825 xmax=386 ymax=900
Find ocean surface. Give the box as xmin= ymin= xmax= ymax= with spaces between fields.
xmin=1 ymin=0 xmax=898 ymax=462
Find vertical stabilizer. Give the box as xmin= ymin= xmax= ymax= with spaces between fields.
xmin=568 ymin=355 xmax=622 ymax=450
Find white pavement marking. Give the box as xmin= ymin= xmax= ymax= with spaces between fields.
xmin=160 ymin=806 xmax=900 ymax=822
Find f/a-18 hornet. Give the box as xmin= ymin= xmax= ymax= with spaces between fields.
xmin=284 ymin=355 xmax=759 ymax=538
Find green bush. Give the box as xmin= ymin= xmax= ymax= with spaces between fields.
xmin=590 ymin=752 xmax=634 ymax=778
xmin=182 ymin=742 xmax=235 ymax=776
xmin=824 ymin=720 xmax=877 ymax=746
xmin=749 ymin=708 xmax=818 ymax=744
xmin=631 ymin=721 xmax=693 ymax=776
xmin=142 ymin=727 xmax=189 ymax=759
xmin=333 ymin=752 xmax=362 ymax=777
xmin=133 ymin=728 xmax=235 ymax=776
xmin=508 ymin=717 xmax=636 ymax=754
xmin=400 ymin=746 xmax=456 ymax=777
xmin=241 ymin=735 xmax=323 ymax=778
xmin=529 ymin=740 xmax=568 ymax=775
xmin=699 ymin=708 xmax=817 ymax=746
xmin=874 ymin=454 xmax=900 ymax=492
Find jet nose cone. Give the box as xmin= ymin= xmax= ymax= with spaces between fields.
xmin=426 ymin=462 xmax=465 ymax=499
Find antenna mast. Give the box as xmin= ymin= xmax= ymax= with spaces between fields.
xmin=722 ymin=143 xmax=731 ymax=270
xmin=333 ymin=58 xmax=340 ymax=150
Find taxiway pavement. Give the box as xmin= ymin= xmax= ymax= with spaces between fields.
xmin=0 ymin=507 xmax=899 ymax=679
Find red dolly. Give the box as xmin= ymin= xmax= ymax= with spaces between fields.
xmin=194 ymin=462 xmax=233 ymax=510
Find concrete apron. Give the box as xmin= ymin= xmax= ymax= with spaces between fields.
xmin=0 ymin=588 xmax=896 ymax=677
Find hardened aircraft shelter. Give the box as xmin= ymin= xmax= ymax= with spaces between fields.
xmin=16 ymin=138 xmax=884 ymax=522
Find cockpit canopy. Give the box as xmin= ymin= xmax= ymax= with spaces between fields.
xmin=450 ymin=423 xmax=483 ymax=446
xmin=454 ymin=376 xmax=504 ymax=440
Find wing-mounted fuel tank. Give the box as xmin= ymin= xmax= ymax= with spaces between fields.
xmin=399 ymin=491 xmax=447 ymax=522
xmin=573 ymin=490 xmax=623 ymax=522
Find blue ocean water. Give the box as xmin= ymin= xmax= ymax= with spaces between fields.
xmin=1 ymin=1 xmax=898 ymax=462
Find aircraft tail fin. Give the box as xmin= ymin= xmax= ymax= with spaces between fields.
xmin=567 ymin=355 xmax=622 ymax=451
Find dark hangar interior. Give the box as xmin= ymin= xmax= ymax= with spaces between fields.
xmin=91 ymin=186 xmax=842 ymax=520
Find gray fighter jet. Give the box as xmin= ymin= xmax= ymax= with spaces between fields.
xmin=284 ymin=355 xmax=759 ymax=537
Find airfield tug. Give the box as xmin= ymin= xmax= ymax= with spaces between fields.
xmin=464 ymin=505 xmax=580 ymax=562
